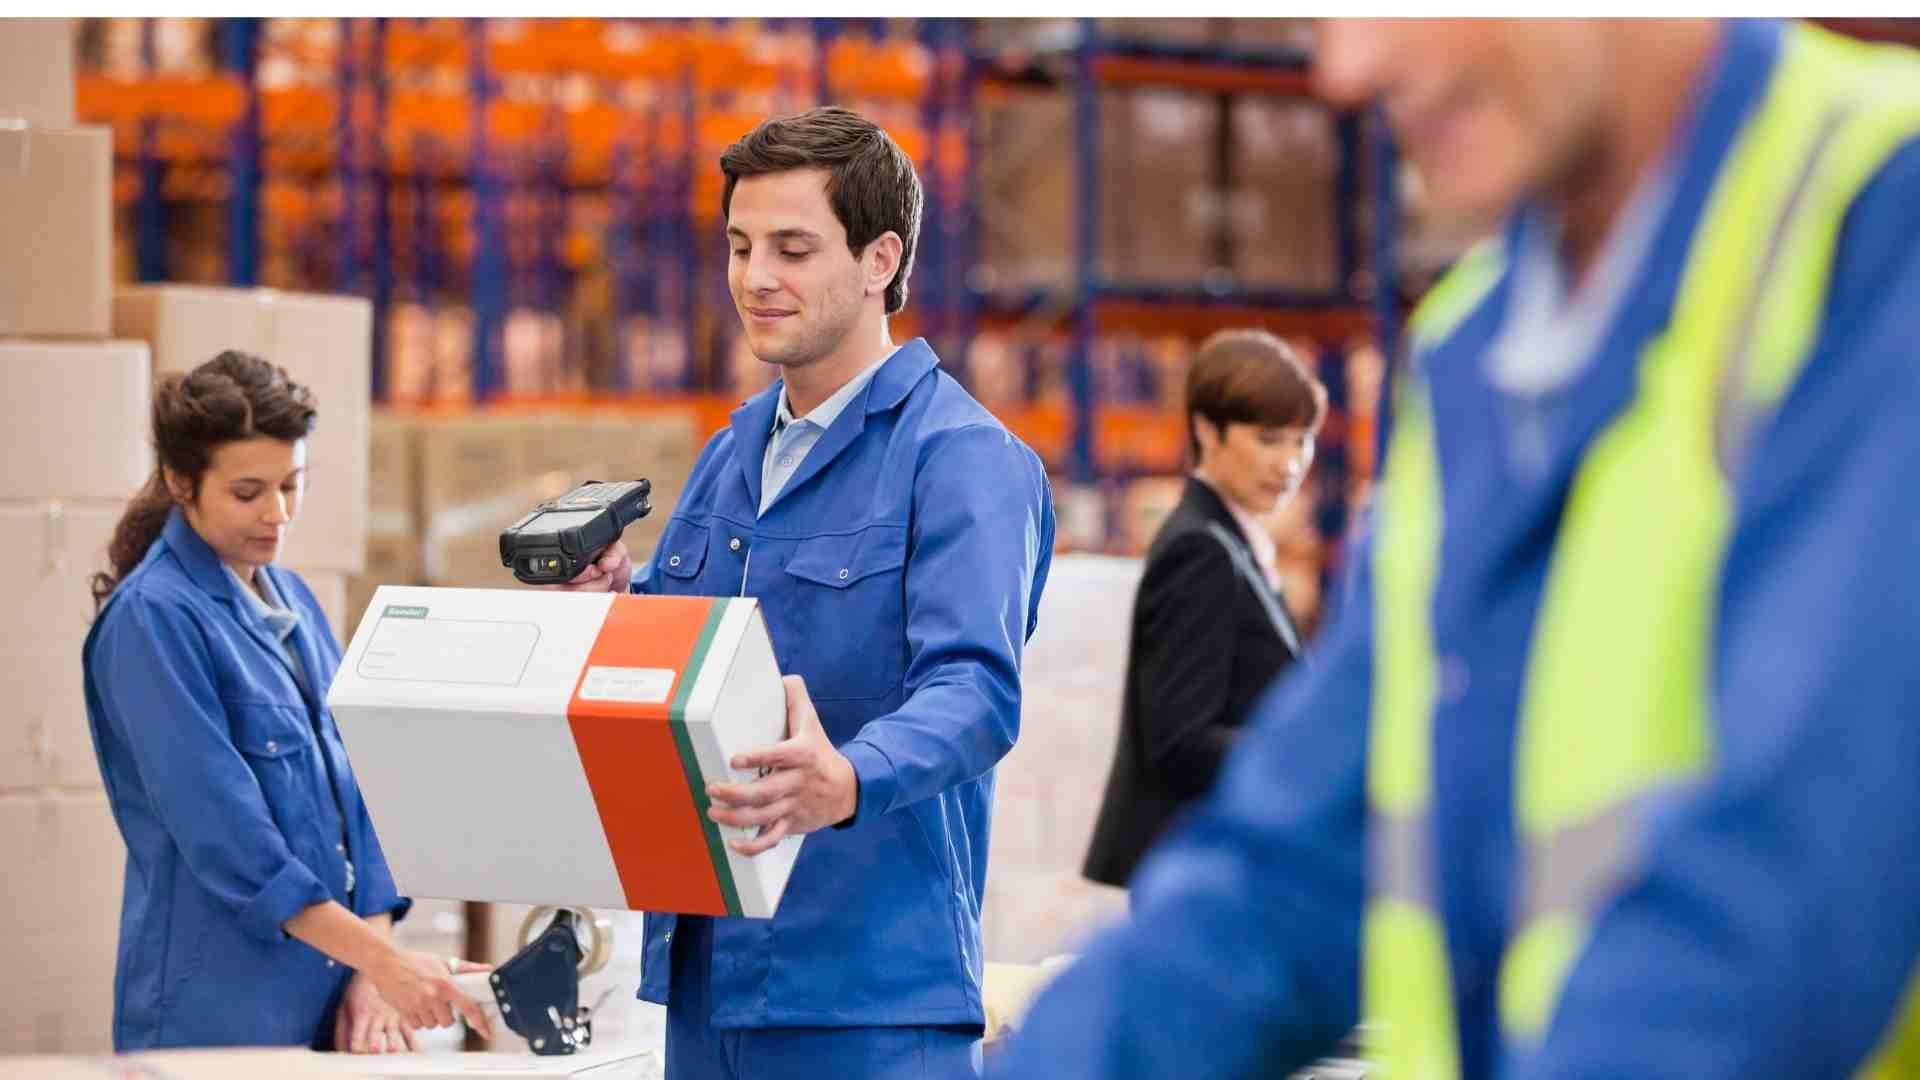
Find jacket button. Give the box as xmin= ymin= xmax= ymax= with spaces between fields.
xmin=265 ymin=740 xmax=278 ymax=753
xmin=336 ymin=843 xmax=346 ymax=854
xmin=668 ymin=555 xmax=682 ymax=567
xmin=729 ymin=538 xmax=742 ymax=552
xmin=664 ymin=931 xmax=673 ymax=943
xmin=838 ymin=568 xmax=849 ymax=580
xmin=326 ymin=960 xmax=336 ymax=968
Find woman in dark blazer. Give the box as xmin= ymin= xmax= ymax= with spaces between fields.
xmin=1085 ymin=329 xmax=1326 ymax=888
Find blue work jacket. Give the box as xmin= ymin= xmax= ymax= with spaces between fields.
xmin=990 ymin=19 xmax=1920 ymax=1080
xmin=82 ymin=509 xmax=409 ymax=1051
xmin=635 ymin=338 xmax=1056 ymax=1029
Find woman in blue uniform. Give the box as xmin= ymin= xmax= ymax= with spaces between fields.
xmin=82 ymin=351 xmax=492 ymax=1054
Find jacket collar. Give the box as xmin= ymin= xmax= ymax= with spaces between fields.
xmin=161 ymin=506 xmax=248 ymax=605
xmin=729 ymin=337 xmax=942 ymax=514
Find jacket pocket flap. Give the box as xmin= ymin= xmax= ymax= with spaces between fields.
xmin=657 ymin=520 xmax=711 ymax=580
xmin=784 ymin=526 xmax=908 ymax=589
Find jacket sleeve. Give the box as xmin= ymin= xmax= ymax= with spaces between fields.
xmin=1517 ymin=139 xmax=1920 ymax=1080
xmin=1130 ymin=530 xmax=1248 ymax=798
xmin=93 ymin=591 xmax=332 ymax=945
xmin=840 ymin=423 xmax=1054 ymax=821
xmin=988 ymin=534 xmax=1376 ymax=1080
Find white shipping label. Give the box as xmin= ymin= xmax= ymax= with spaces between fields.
xmin=357 ymin=615 xmax=541 ymax=686
xmin=577 ymin=665 xmax=678 ymax=704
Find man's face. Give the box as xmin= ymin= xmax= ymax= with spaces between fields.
xmin=726 ymin=168 xmax=869 ymax=370
xmin=1315 ymin=20 xmax=1616 ymax=223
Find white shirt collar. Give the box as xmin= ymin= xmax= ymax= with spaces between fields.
xmin=773 ymin=347 xmax=899 ymax=434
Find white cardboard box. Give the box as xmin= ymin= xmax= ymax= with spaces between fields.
xmin=328 ymin=587 xmax=798 ymax=919
xmin=0 ymin=503 xmax=120 ymax=791
xmin=113 ymin=286 xmax=371 ymax=574
xmin=0 ymin=125 xmax=110 ymax=338
xmin=0 ymin=340 xmax=151 ymax=501
xmin=0 ymin=792 xmax=124 ymax=1054
xmin=0 ymin=18 xmax=75 ymax=129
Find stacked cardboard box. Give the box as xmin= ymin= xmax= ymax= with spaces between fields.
xmin=112 ymin=284 xmax=373 ymax=646
xmin=0 ymin=22 xmax=148 ymax=1052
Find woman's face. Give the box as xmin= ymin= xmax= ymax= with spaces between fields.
xmin=1196 ymin=418 xmax=1317 ymax=515
xmin=170 ymin=437 xmax=307 ymax=577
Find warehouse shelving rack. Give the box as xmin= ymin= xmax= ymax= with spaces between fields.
xmin=964 ymin=18 xmax=1403 ymax=557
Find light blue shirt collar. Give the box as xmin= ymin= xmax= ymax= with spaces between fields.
xmin=771 ymin=347 xmax=898 ymax=436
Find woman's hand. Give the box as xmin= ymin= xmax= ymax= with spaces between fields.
xmin=334 ymin=970 xmax=416 ymax=1054
xmin=365 ymin=950 xmax=495 ymax=1039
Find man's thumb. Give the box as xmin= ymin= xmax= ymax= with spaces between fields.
xmin=783 ymin=675 xmax=818 ymax=737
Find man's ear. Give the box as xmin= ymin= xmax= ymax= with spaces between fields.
xmin=865 ymin=231 xmax=903 ymax=299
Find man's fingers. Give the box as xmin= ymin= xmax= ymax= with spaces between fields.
xmin=707 ymin=767 xmax=801 ymax=808
xmin=728 ymin=740 xmax=808 ymax=773
xmin=711 ymin=797 xmax=792 ymax=829
xmin=398 ymin=1022 xmax=419 ymax=1053
xmin=729 ymin=816 xmax=791 ymax=856
xmin=782 ymin=675 xmax=818 ymax=737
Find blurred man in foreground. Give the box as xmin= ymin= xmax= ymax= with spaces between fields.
xmin=991 ymin=19 xmax=1920 ymax=1078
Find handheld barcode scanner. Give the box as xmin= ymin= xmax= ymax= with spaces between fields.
xmin=500 ymin=479 xmax=652 ymax=585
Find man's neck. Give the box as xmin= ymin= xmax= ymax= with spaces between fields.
xmin=783 ymin=318 xmax=894 ymax=417
xmin=1548 ymin=20 xmax=1720 ymax=286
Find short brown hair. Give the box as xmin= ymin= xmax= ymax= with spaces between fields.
xmin=1185 ymin=329 xmax=1327 ymax=459
xmin=719 ymin=106 xmax=923 ymax=315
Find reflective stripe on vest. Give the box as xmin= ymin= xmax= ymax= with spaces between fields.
xmin=1365 ymin=23 xmax=1920 ymax=1078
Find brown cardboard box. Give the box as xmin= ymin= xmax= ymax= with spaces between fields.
xmin=0 ymin=341 xmax=152 ymax=500
xmin=0 ymin=503 xmax=118 ymax=792
xmin=0 ymin=18 xmax=76 ymax=129
xmin=291 ymin=568 xmax=348 ymax=648
xmin=976 ymin=90 xmax=1073 ymax=291
xmin=1102 ymin=89 xmax=1219 ymax=287
xmin=1230 ymin=98 xmax=1341 ymax=291
xmin=416 ymin=416 xmax=529 ymax=528
xmin=0 ymin=126 xmax=110 ymax=338
xmin=0 ymin=792 xmax=123 ymax=1053
xmin=113 ymin=286 xmax=372 ymax=574
xmin=368 ymin=412 xmax=420 ymax=537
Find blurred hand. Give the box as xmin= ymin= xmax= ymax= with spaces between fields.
xmin=367 ymin=949 xmax=495 ymax=1039
xmin=335 ymin=971 xmax=415 ymax=1054
xmin=706 ymin=676 xmax=857 ymax=855
xmin=540 ymin=541 xmax=633 ymax=594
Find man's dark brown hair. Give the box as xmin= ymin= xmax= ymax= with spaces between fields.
xmin=719 ymin=106 xmax=924 ymax=315
xmin=1185 ymin=329 xmax=1328 ymax=459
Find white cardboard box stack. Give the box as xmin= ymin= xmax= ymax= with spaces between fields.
xmin=0 ymin=22 xmax=148 ymax=1054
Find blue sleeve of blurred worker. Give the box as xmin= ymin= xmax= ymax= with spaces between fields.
xmin=1515 ymin=139 xmax=1920 ymax=1079
xmin=839 ymin=423 xmax=1055 ymax=821
xmin=987 ymin=534 xmax=1373 ymax=1079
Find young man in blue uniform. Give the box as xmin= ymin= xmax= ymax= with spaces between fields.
xmin=566 ymin=107 xmax=1055 ymax=1079
xmin=990 ymin=19 xmax=1920 ymax=1079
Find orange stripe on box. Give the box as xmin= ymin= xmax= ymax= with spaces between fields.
xmin=567 ymin=595 xmax=728 ymax=915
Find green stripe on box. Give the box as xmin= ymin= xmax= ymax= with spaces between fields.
xmin=667 ymin=598 xmax=743 ymax=918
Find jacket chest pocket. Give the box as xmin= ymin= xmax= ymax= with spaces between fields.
xmin=779 ymin=526 xmax=909 ymax=701
xmin=227 ymin=700 xmax=324 ymax=840
xmin=653 ymin=519 xmax=713 ymax=594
